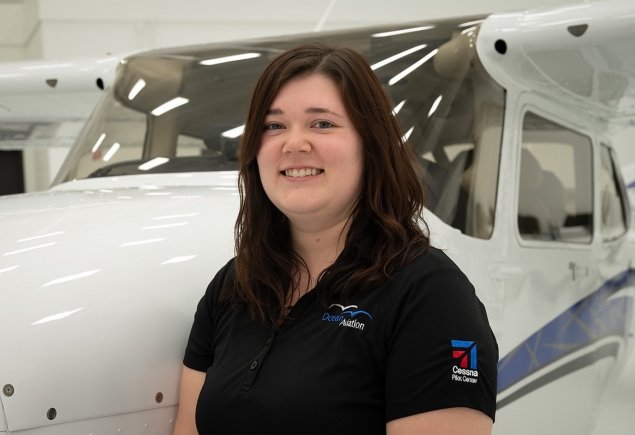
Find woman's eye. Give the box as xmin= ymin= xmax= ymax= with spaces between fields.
xmin=264 ymin=122 xmax=284 ymax=131
xmin=314 ymin=120 xmax=334 ymax=129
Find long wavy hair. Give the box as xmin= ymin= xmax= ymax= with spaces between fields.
xmin=229 ymin=43 xmax=429 ymax=326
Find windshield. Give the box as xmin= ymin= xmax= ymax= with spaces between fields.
xmin=54 ymin=16 xmax=505 ymax=239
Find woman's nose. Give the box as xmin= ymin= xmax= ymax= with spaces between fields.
xmin=282 ymin=129 xmax=311 ymax=153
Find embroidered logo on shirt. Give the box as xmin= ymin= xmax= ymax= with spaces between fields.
xmin=321 ymin=304 xmax=372 ymax=331
xmin=450 ymin=339 xmax=479 ymax=384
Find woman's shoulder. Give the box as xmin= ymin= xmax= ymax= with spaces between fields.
xmin=381 ymin=246 xmax=493 ymax=343
xmin=203 ymin=257 xmax=236 ymax=299
xmin=383 ymin=246 xmax=477 ymax=304
xmin=395 ymin=246 xmax=466 ymax=281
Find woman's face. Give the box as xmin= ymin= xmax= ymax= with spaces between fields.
xmin=256 ymin=73 xmax=364 ymax=231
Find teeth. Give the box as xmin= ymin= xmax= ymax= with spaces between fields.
xmin=284 ymin=168 xmax=321 ymax=177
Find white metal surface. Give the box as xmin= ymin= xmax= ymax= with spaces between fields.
xmin=0 ymin=57 xmax=119 ymax=95
xmin=0 ymin=56 xmax=120 ymax=121
xmin=0 ymin=173 xmax=237 ymax=432
xmin=476 ymin=0 xmax=635 ymax=123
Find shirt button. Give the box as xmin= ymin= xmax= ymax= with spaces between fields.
xmin=250 ymin=360 xmax=258 ymax=370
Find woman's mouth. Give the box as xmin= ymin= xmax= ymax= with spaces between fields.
xmin=282 ymin=168 xmax=324 ymax=178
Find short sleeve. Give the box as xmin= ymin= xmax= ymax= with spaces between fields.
xmin=183 ymin=259 xmax=234 ymax=372
xmin=385 ymin=254 xmax=498 ymax=422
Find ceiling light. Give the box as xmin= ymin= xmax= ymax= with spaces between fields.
xmin=428 ymin=95 xmax=443 ymax=117
xmin=221 ymin=124 xmax=245 ymax=139
xmin=138 ymin=157 xmax=169 ymax=171
xmin=389 ymin=49 xmax=438 ymax=86
xmin=151 ymin=97 xmax=189 ymax=116
xmin=103 ymin=143 xmax=120 ymax=162
xmin=371 ymin=45 xmax=427 ymax=71
xmin=200 ymin=52 xmax=261 ymax=66
xmin=393 ymin=100 xmax=406 ymax=115
xmin=92 ymin=133 xmax=106 ymax=153
xmin=128 ymin=78 xmax=146 ymax=100
xmin=372 ymin=26 xmax=434 ymax=38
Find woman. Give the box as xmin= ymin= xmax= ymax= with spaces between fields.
xmin=174 ymin=43 xmax=497 ymax=434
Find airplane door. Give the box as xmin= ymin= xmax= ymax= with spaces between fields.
xmin=495 ymin=109 xmax=603 ymax=435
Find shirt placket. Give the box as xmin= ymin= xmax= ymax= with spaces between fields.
xmin=239 ymin=330 xmax=276 ymax=391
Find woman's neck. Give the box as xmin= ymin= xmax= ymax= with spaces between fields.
xmin=287 ymin=217 xmax=350 ymax=303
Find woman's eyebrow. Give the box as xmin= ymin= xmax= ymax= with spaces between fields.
xmin=266 ymin=107 xmax=343 ymax=117
xmin=267 ymin=107 xmax=283 ymax=115
xmin=305 ymin=107 xmax=343 ymax=117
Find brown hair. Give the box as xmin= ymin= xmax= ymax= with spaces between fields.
xmin=230 ymin=42 xmax=429 ymax=326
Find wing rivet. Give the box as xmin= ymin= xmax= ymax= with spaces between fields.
xmin=3 ymin=384 xmax=14 ymax=397
xmin=155 ymin=392 xmax=164 ymax=403
xmin=47 ymin=408 xmax=57 ymax=420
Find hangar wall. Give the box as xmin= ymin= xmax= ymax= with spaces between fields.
xmin=0 ymin=0 xmax=590 ymax=62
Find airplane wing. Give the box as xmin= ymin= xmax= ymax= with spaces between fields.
xmin=476 ymin=0 xmax=635 ymax=123
xmin=0 ymin=55 xmax=119 ymax=120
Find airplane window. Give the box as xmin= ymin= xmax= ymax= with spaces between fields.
xmin=52 ymin=16 xmax=504 ymax=240
xmin=518 ymin=112 xmax=593 ymax=243
xmin=55 ymin=96 xmax=147 ymax=179
xmin=377 ymin=32 xmax=505 ymax=239
xmin=600 ymin=145 xmax=627 ymax=240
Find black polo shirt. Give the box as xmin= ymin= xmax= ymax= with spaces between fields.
xmin=184 ymin=247 xmax=498 ymax=434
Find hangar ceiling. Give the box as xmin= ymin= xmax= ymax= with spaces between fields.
xmin=0 ymin=0 xmax=37 ymax=61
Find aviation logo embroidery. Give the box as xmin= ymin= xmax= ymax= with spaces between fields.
xmin=451 ymin=339 xmax=479 ymax=384
xmin=321 ymin=304 xmax=372 ymax=331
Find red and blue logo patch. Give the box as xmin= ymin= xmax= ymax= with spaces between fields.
xmin=450 ymin=339 xmax=479 ymax=384
xmin=451 ymin=339 xmax=478 ymax=370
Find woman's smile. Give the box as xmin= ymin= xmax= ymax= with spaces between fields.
xmin=281 ymin=168 xmax=324 ymax=178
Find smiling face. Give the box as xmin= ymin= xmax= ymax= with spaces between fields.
xmin=256 ymin=73 xmax=364 ymax=232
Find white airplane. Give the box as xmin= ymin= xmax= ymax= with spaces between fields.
xmin=0 ymin=0 xmax=634 ymax=434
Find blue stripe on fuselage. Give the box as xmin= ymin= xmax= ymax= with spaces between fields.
xmin=497 ymin=269 xmax=635 ymax=398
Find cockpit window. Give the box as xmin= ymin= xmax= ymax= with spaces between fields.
xmin=54 ymin=16 xmax=504 ymax=239
xmin=518 ymin=112 xmax=593 ymax=243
